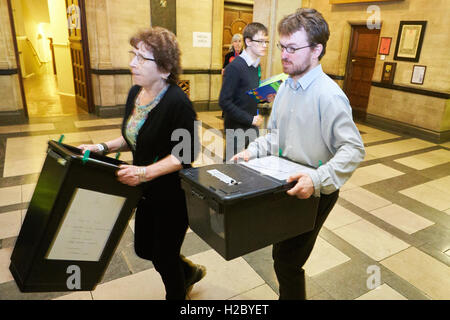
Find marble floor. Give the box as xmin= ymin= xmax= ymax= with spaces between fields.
xmin=22 ymin=64 xmax=87 ymax=118
xmin=0 ymin=110 xmax=449 ymax=300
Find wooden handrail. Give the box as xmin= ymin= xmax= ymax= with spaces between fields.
xmin=23 ymin=38 xmax=43 ymax=66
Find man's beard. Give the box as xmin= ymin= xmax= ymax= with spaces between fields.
xmin=282 ymin=59 xmax=311 ymax=78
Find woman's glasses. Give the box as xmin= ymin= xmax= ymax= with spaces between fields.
xmin=129 ymin=51 xmax=155 ymax=64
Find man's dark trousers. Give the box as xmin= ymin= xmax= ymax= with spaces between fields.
xmin=272 ymin=190 xmax=339 ymax=300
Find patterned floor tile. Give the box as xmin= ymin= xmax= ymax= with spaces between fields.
xmin=394 ymin=149 xmax=450 ymax=170
xmin=0 ymin=211 xmax=21 ymax=240
xmin=228 ymin=284 xmax=278 ymax=300
xmin=346 ymin=163 xmax=405 ymax=187
xmin=339 ymin=187 xmax=391 ymax=212
xmin=399 ymin=184 xmax=450 ymax=212
xmin=304 ymin=236 xmax=351 ymax=277
xmin=369 ymin=204 xmax=435 ymax=234
xmin=355 ymin=283 xmax=407 ymax=300
xmin=0 ymin=186 xmax=22 ymax=207
xmin=53 ymin=291 xmax=93 ymax=300
xmin=361 ymin=131 xmax=400 ymax=144
xmin=21 ymin=183 xmax=36 ymax=203
xmin=0 ymin=247 xmax=14 ymax=284
xmin=333 ymin=220 xmax=410 ymax=261
xmin=91 ymin=266 xmax=165 ymax=300
xmin=365 ymin=138 xmax=436 ymax=159
xmin=187 ymin=249 xmax=266 ymax=300
xmin=324 ymin=204 xmax=362 ymax=230
xmin=381 ymin=247 xmax=450 ymax=300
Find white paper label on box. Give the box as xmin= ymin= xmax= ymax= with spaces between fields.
xmin=207 ymin=169 xmax=239 ymax=186
xmin=193 ymin=32 xmax=211 ymax=48
xmin=46 ymin=188 xmax=126 ymax=262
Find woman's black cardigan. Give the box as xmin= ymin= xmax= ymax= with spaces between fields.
xmin=121 ymin=84 xmax=198 ymax=196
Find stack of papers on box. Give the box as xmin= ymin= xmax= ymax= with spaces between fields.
xmin=241 ymin=155 xmax=316 ymax=181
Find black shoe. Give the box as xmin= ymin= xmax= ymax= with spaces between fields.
xmin=185 ymin=264 xmax=207 ymax=297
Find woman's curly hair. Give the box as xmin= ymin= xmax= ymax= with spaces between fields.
xmin=130 ymin=27 xmax=182 ymax=85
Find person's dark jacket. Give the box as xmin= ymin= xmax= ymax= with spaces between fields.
xmin=223 ymin=49 xmax=242 ymax=69
xmin=219 ymin=56 xmax=259 ymax=131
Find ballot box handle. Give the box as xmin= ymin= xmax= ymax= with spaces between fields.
xmin=191 ymin=189 xmax=205 ymax=200
xmin=48 ymin=140 xmax=121 ymax=171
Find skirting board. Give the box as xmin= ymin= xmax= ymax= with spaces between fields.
xmin=58 ymin=92 xmax=75 ymax=97
xmin=366 ymin=114 xmax=450 ymax=144
xmin=94 ymin=105 xmax=126 ymax=118
xmin=95 ymin=101 xmax=220 ymax=118
xmin=192 ymin=101 xmax=220 ymax=112
xmin=0 ymin=109 xmax=26 ymax=125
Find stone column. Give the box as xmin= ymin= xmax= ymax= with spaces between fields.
xmin=85 ymin=0 xmax=149 ymax=116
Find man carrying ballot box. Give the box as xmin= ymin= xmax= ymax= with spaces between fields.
xmin=232 ymin=8 xmax=365 ymax=300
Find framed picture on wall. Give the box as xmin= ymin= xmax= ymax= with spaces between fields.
xmin=411 ymin=65 xmax=426 ymax=85
xmin=379 ymin=37 xmax=392 ymax=55
xmin=394 ymin=21 xmax=427 ymax=62
xmin=381 ymin=62 xmax=396 ymax=84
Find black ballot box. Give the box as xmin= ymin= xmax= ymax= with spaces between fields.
xmin=180 ymin=159 xmax=320 ymax=260
xmin=10 ymin=141 xmax=142 ymax=292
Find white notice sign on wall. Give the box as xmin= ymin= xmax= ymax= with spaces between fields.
xmin=193 ymin=32 xmax=211 ymax=48
xmin=46 ymin=188 xmax=126 ymax=262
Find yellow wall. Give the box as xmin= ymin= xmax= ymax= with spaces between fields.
xmin=13 ymin=0 xmax=52 ymax=66
xmin=176 ymin=0 xmax=224 ymax=105
xmin=48 ymin=0 xmax=75 ymax=96
xmin=306 ymin=0 xmax=449 ymax=135
xmin=177 ymin=0 xmax=213 ymax=70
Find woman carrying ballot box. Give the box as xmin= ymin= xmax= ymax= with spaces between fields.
xmin=79 ymin=27 xmax=205 ymax=300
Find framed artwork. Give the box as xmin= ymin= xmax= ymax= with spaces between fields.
xmin=411 ymin=65 xmax=426 ymax=85
xmin=378 ymin=37 xmax=392 ymax=55
xmin=394 ymin=21 xmax=427 ymax=62
xmin=381 ymin=62 xmax=396 ymax=84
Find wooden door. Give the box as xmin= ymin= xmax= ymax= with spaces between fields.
xmin=344 ymin=25 xmax=380 ymax=120
xmin=223 ymin=4 xmax=253 ymax=64
xmin=66 ymin=0 xmax=93 ymax=113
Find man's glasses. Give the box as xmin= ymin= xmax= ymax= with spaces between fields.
xmin=276 ymin=43 xmax=314 ymax=54
xmin=250 ymin=39 xmax=270 ymax=46
xmin=129 ymin=51 xmax=155 ymax=64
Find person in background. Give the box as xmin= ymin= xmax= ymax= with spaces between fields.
xmin=221 ymin=33 xmax=244 ymax=119
xmin=232 ymin=8 xmax=365 ymax=299
xmin=219 ymin=22 xmax=268 ymax=158
xmin=78 ymin=27 xmax=205 ymax=300
xmin=222 ymin=33 xmax=243 ymax=73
